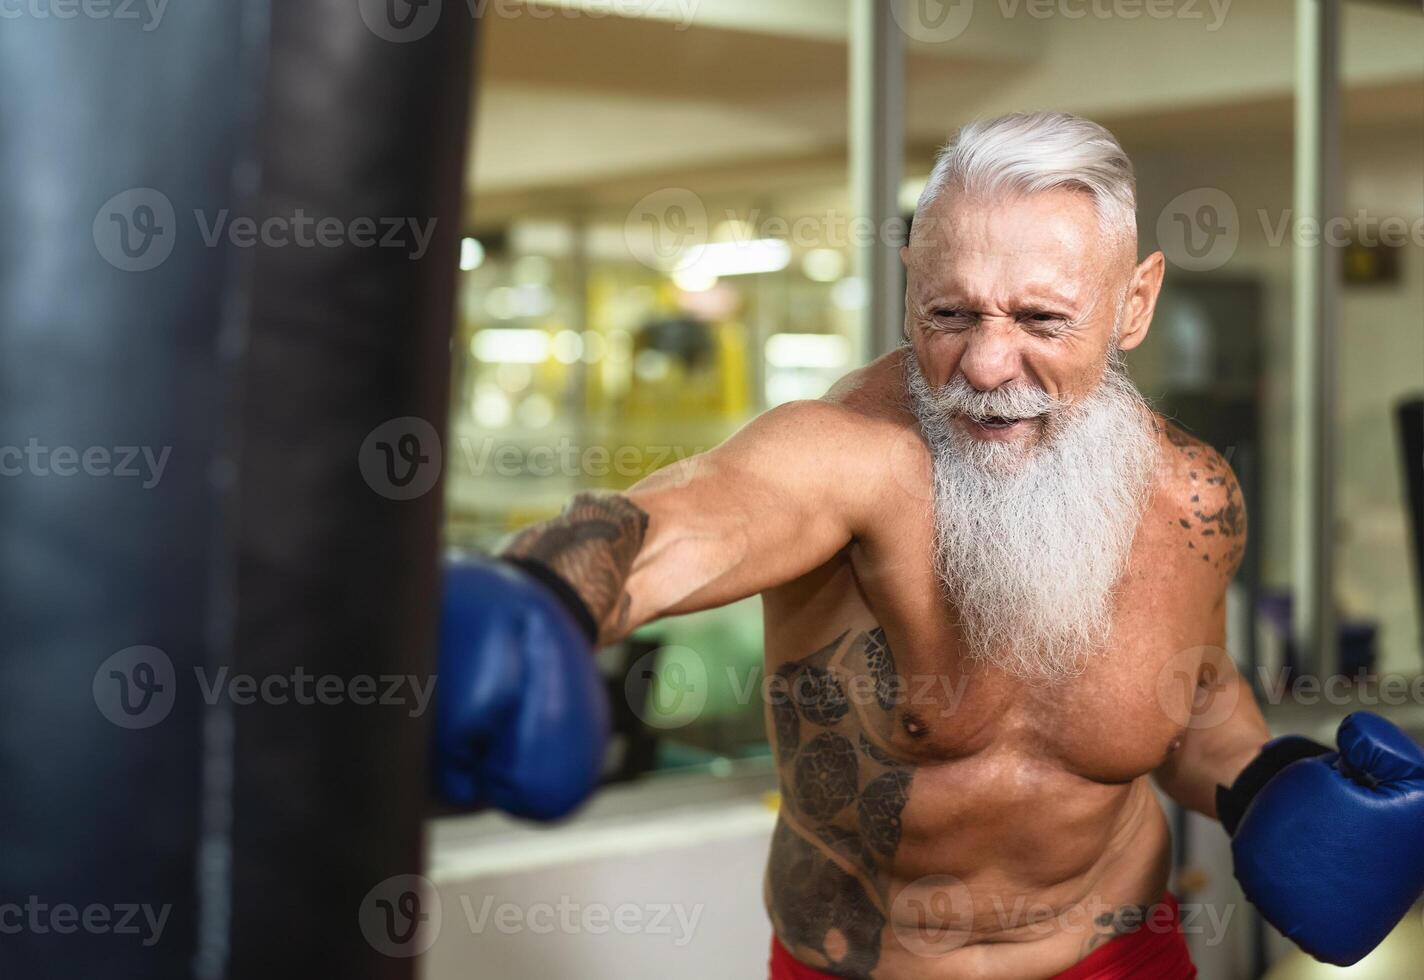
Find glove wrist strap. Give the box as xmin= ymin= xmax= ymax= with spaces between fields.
xmin=1217 ymin=735 xmax=1331 ymax=835
xmin=501 ymin=556 xmax=601 ymax=645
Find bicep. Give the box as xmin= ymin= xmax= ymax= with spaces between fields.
xmin=1153 ymin=593 xmax=1270 ymax=815
xmin=620 ymin=402 xmax=857 ymax=628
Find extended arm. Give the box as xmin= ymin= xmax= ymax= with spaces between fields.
xmin=500 ymin=399 xmax=867 ymax=645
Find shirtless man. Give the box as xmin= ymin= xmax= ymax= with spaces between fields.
xmin=434 ymin=112 xmax=1424 ymax=977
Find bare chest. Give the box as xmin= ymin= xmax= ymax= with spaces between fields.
xmin=762 ymin=509 xmax=1212 ymax=785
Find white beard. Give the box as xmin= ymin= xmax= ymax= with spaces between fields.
xmin=904 ymin=349 xmax=1160 ymax=685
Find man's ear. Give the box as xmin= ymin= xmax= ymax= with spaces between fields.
xmin=899 ymin=245 xmax=911 ymax=269
xmin=1116 ymin=250 xmax=1165 ymax=352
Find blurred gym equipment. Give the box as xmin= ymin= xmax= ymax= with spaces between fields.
xmin=1400 ymin=397 xmax=1424 ymax=656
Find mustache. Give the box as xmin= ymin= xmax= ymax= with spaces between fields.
xmin=929 ymin=374 xmax=1066 ymax=422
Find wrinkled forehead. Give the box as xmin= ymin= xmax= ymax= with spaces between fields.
xmin=907 ymin=188 xmax=1128 ymax=299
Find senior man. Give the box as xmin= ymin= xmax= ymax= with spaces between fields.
xmin=435 ymin=112 xmax=1424 ymax=978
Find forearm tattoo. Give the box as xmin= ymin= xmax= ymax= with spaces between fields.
xmin=500 ymin=491 xmax=649 ymax=636
xmin=767 ymin=627 xmax=915 ymax=978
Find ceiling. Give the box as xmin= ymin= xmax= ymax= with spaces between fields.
xmin=464 ymin=0 xmax=1424 ymax=223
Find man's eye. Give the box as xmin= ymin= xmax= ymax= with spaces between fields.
xmin=931 ymin=309 xmax=973 ymax=325
xmin=1023 ymin=312 xmax=1068 ymax=332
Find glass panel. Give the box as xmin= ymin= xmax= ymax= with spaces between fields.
xmin=1336 ymin=1 xmax=1424 ymax=679
xmin=446 ymin=0 xmax=854 ymax=775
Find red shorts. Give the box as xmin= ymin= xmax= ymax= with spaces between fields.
xmin=769 ymin=892 xmax=1196 ymax=980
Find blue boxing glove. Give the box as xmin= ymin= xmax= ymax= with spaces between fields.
xmin=433 ymin=555 xmax=609 ymax=821
xmin=1218 ymin=712 xmax=1424 ymax=965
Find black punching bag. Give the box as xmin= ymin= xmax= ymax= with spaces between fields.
xmin=0 ymin=2 xmax=476 ymax=978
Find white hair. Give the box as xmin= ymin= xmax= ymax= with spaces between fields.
xmin=914 ymin=111 xmax=1137 ymax=244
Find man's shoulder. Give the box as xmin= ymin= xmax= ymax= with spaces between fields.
xmin=753 ymin=348 xmax=918 ymax=437
xmin=1150 ymin=415 xmax=1248 ymax=578
xmin=821 ymin=348 xmax=919 ymax=429
xmin=742 ymin=350 xmax=927 ymax=519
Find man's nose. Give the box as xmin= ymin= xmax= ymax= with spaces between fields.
xmin=957 ymin=319 xmax=1023 ymax=391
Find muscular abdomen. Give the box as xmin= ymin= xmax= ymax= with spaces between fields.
xmin=760 ymin=568 xmax=1173 ymax=978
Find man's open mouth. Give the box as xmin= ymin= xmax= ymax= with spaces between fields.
xmin=969 ymin=414 xmax=1024 ymax=430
